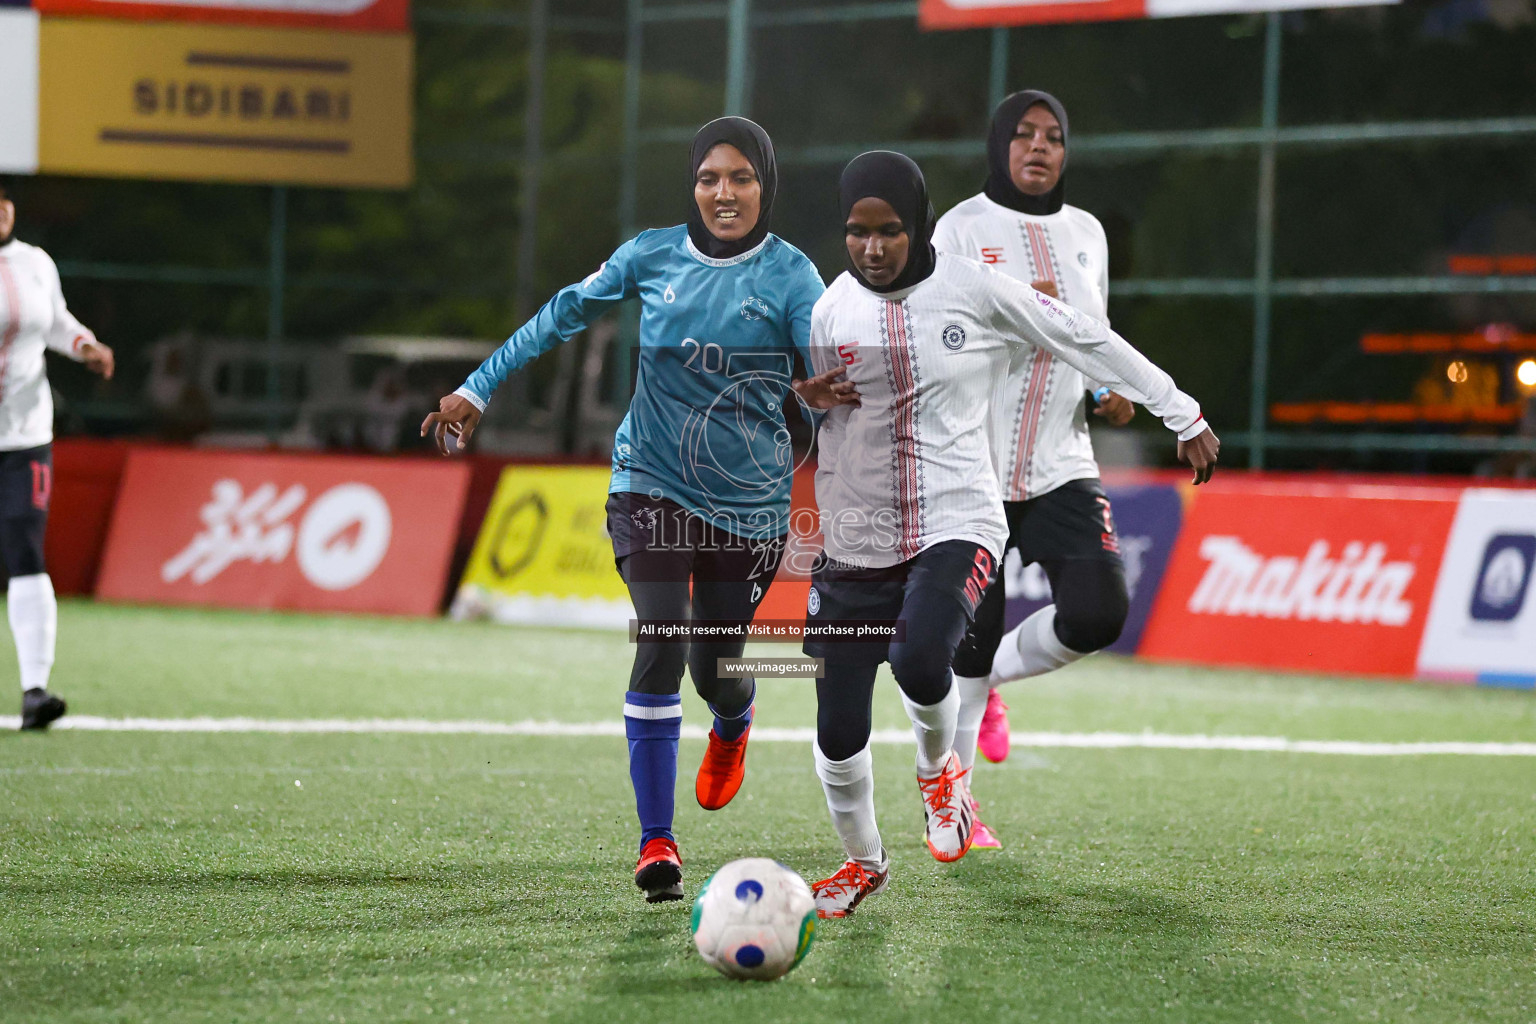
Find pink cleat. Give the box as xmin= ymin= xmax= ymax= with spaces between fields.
xmin=978 ymin=689 xmax=1011 ymax=764
xmin=968 ymin=796 xmax=1002 ymax=850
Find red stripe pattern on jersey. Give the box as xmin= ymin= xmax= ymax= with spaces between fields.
xmin=1008 ymin=221 xmax=1063 ymax=500
xmin=881 ymin=298 xmax=924 ymax=560
xmin=0 ymin=260 xmax=19 ymax=402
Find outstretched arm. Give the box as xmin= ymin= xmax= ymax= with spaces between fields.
xmin=422 ymin=241 xmax=638 ymax=454
xmin=990 ymin=270 xmax=1219 ymax=484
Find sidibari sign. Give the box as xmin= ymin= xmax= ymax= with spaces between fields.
xmin=37 ymin=20 xmax=413 ymax=188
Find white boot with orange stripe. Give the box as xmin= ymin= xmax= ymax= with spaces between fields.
xmin=917 ymin=750 xmax=976 ymax=862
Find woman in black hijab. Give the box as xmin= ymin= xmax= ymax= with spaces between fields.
xmin=983 ymin=89 xmax=1070 ymax=216
xmin=837 ymin=149 xmax=938 ymax=293
xmin=424 ymin=116 xmax=855 ymax=906
xmin=802 ymin=149 xmax=1217 ymax=917
xmin=686 ymin=116 xmax=778 ymax=260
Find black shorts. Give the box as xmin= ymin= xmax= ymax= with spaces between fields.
xmin=1007 ymin=477 xmax=1123 ymax=566
xmin=0 ymin=443 xmax=52 ymax=578
xmin=803 ymin=539 xmax=996 ymax=664
xmin=0 ymin=444 xmax=51 ymax=520
xmin=605 ymin=491 xmax=785 ymax=585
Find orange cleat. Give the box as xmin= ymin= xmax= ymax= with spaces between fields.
xmin=634 ymin=837 xmax=683 ymax=903
xmin=917 ymin=751 xmax=975 ymax=863
xmin=812 ymin=856 xmax=889 ymax=918
xmin=695 ymin=720 xmax=751 ymax=810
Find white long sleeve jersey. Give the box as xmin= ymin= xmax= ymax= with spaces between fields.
xmin=0 ymin=240 xmax=93 ymax=450
xmin=808 ymin=252 xmax=1204 ymax=570
xmin=935 ymin=193 xmax=1118 ymax=500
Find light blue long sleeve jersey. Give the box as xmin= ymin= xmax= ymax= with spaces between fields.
xmin=457 ymin=225 xmax=826 ymax=539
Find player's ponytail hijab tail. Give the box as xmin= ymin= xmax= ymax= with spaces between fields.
xmin=984 ymin=90 xmax=1069 ymax=216
xmin=839 ymin=150 xmax=938 ymax=294
xmin=687 ymin=116 xmax=778 ymax=260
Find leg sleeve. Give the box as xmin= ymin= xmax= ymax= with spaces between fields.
xmin=619 ymin=547 xmax=693 ymax=696
xmin=950 ymin=569 xmax=1006 ymax=679
xmin=687 ymin=532 xmax=784 ymax=710
xmin=815 ymin=657 xmax=879 ymax=763
xmin=888 ymin=542 xmax=994 ymax=708
xmin=1041 ymin=557 xmax=1130 ymax=655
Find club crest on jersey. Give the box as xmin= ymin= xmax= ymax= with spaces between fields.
xmin=740 ymin=296 xmax=770 ymax=321
xmin=941 ymin=324 xmax=966 ymax=351
xmin=1077 ymin=251 xmax=1090 ymax=267
xmin=807 ymin=586 xmax=821 ymax=616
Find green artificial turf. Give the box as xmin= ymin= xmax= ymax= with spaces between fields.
xmin=1 ymin=601 xmax=1533 ymax=1023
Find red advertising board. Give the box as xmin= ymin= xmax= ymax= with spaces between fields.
xmin=1138 ymin=483 xmax=1461 ymax=676
xmin=32 ymin=0 xmax=409 ymax=31
xmin=919 ymin=0 xmax=1399 ymax=29
xmin=97 ymin=449 xmax=469 ymax=616
xmin=47 ymin=439 xmax=132 ymax=596
xmin=920 ymin=0 xmax=1146 ymax=28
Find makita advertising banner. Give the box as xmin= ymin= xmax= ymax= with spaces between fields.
xmin=1138 ymin=483 xmax=1462 ymax=677
xmin=1003 ymin=480 xmax=1184 ymax=654
xmin=97 ymin=449 xmax=469 ymax=615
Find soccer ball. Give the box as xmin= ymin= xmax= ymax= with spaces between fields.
xmin=690 ymin=858 xmax=817 ymax=981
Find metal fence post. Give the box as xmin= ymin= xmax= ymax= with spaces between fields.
xmin=615 ymin=0 xmax=644 ymax=404
xmin=1249 ymin=11 xmax=1282 ymax=469
xmin=619 ymin=0 xmax=643 ymax=241
xmin=267 ymin=184 xmax=287 ymax=443
xmin=725 ymin=0 xmax=753 ymax=115
xmin=989 ymin=26 xmax=1009 ymax=111
xmin=515 ymin=0 xmax=548 ymax=323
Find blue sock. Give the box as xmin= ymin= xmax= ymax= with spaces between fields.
xmin=709 ymin=681 xmax=755 ymax=742
xmin=624 ymin=691 xmax=681 ymax=851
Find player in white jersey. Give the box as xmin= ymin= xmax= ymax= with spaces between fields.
xmin=0 ymin=177 xmax=115 ymax=730
xmin=803 ymin=152 xmax=1218 ymax=918
xmin=936 ymin=91 xmax=1159 ymax=849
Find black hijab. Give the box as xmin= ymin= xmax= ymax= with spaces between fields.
xmin=983 ymin=90 xmax=1069 ymax=216
xmin=687 ymin=116 xmax=777 ymax=260
xmin=838 ymin=150 xmax=938 ymax=294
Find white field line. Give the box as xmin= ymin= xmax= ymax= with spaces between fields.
xmin=1 ymin=715 xmax=1533 ymax=756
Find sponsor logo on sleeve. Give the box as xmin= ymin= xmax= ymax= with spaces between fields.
xmin=1034 ymin=290 xmax=1078 ymax=330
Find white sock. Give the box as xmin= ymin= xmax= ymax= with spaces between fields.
xmin=900 ymin=680 xmax=959 ymax=777
xmin=813 ymin=743 xmax=885 ymax=869
xmin=952 ymin=674 xmax=992 ymax=772
xmin=989 ymin=605 xmax=1084 ymax=684
xmin=8 ymin=573 xmax=57 ymax=694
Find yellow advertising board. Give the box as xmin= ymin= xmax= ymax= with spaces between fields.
xmin=38 ymin=19 xmax=412 ymax=188
xmin=453 ymin=466 xmax=632 ymax=630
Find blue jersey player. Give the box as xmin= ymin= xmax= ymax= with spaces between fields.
xmin=423 ymin=117 xmax=858 ymax=903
